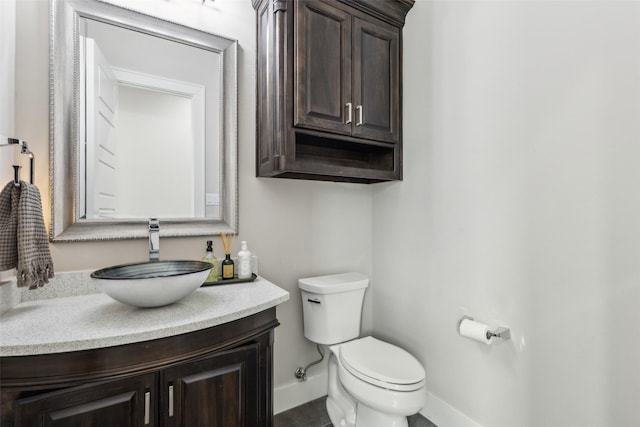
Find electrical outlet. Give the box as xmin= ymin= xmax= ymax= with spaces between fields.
xmin=206 ymin=193 xmax=220 ymax=206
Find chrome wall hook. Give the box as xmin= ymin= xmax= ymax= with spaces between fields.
xmin=13 ymin=165 xmax=21 ymax=186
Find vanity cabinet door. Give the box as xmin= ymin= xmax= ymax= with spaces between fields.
xmin=14 ymin=373 xmax=156 ymax=427
xmin=161 ymin=344 xmax=259 ymax=427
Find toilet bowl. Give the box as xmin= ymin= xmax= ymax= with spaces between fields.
xmin=328 ymin=337 xmax=426 ymax=427
xmin=298 ymin=273 xmax=427 ymax=427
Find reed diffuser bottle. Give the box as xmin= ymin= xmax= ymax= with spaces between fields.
xmin=220 ymin=232 xmax=235 ymax=279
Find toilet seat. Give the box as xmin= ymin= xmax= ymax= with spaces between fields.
xmin=339 ymin=336 xmax=425 ymax=392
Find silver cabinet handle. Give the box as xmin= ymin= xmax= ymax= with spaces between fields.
xmin=144 ymin=391 xmax=151 ymax=425
xmin=355 ymin=105 xmax=363 ymax=126
xmin=168 ymin=384 xmax=174 ymax=417
xmin=345 ymin=103 xmax=353 ymax=124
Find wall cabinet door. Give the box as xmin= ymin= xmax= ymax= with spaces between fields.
xmin=161 ymin=344 xmax=259 ymax=427
xmin=352 ymin=16 xmax=400 ymax=144
xmin=294 ymin=0 xmax=352 ymax=135
xmin=14 ymin=373 xmax=156 ymax=427
xmin=294 ymin=0 xmax=400 ymax=144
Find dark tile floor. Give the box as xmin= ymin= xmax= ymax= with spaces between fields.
xmin=274 ymin=397 xmax=437 ymax=427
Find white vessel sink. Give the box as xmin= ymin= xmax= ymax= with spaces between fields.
xmin=91 ymin=260 xmax=212 ymax=308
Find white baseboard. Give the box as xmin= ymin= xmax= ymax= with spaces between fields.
xmin=274 ymin=372 xmax=328 ymax=415
xmin=274 ymin=377 xmax=481 ymax=427
xmin=421 ymin=392 xmax=483 ymax=427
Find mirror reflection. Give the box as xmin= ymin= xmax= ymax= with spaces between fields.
xmin=79 ymin=17 xmax=220 ymax=220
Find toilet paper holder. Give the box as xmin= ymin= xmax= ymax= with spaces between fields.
xmin=459 ymin=315 xmax=511 ymax=340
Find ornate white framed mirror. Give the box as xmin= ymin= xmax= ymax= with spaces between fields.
xmin=50 ymin=0 xmax=238 ymax=241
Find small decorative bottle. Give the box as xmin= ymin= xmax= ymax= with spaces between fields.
xmin=237 ymin=241 xmax=252 ymax=279
xmin=202 ymin=240 xmax=219 ymax=282
xmin=221 ymin=253 xmax=235 ymax=279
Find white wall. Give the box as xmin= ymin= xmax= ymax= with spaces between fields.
xmin=1 ymin=0 xmax=16 ymax=183
xmin=373 ymin=1 xmax=640 ymax=426
xmin=14 ymin=0 xmax=373 ymax=413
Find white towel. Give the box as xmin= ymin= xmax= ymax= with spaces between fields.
xmin=0 ymin=180 xmax=54 ymax=289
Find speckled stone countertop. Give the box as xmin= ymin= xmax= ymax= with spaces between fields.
xmin=0 ymin=272 xmax=289 ymax=357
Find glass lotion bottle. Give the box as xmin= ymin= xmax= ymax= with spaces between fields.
xmin=202 ymin=240 xmax=219 ymax=282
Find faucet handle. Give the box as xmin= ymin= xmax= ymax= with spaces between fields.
xmin=149 ymin=218 xmax=160 ymax=261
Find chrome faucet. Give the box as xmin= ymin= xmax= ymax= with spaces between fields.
xmin=149 ymin=218 xmax=160 ymax=261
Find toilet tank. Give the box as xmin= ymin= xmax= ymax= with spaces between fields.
xmin=298 ymin=272 xmax=369 ymax=345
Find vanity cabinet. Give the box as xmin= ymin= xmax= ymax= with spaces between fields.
xmin=1 ymin=309 xmax=278 ymax=427
xmin=253 ymin=0 xmax=414 ymax=183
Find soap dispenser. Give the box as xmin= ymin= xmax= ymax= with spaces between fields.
xmin=202 ymin=240 xmax=219 ymax=282
xmin=237 ymin=241 xmax=252 ymax=279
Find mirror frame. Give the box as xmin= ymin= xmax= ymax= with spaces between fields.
xmin=50 ymin=0 xmax=238 ymax=241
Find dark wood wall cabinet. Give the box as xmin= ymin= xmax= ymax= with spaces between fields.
xmin=0 ymin=309 xmax=278 ymax=427
xmin=253 ymin=0 xmax=414 ymax=183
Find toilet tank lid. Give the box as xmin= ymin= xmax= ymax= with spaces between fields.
xmin=298 ymin=272 xmax=369 ymax=294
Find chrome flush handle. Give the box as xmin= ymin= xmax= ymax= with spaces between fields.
xmin=345 ymin=102 xmax=353 ymax=124
xmin=355 ymin=105 xmax=363 ymax=126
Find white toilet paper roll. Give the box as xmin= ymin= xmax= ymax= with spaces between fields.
xmin=459 ymin=318 xmax=493 ymax=345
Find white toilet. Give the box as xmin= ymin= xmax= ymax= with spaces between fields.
xmin=298 ymin=272 xmax=426 ymax=427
